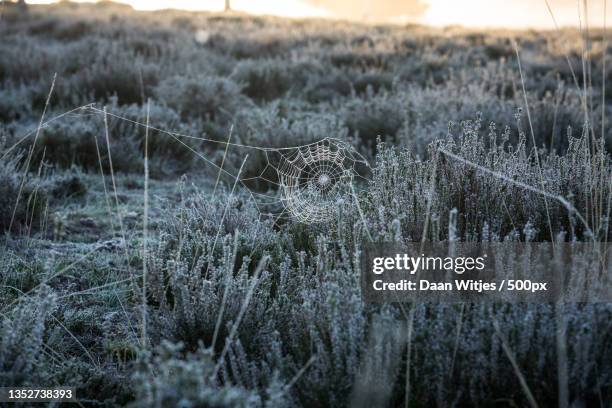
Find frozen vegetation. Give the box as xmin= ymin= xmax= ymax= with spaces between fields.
xmin=0 ymin=2 xmax=611 ymax=406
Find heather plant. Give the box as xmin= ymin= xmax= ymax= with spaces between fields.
xmin=226 ymin=104 xmax=351 ymax=189
xmin=400 ymin=303 xmax=612 ymax=406
xmin=67 ymin=42 xmax=160 ymax=105
xmin=141 ymin=182 xmax=612 ymax=406
xmin=0 ymin=152 xmax=48 ymax=234
xmin=205 ymin=30 xmax=293 ymax=60
xmin=23 ymin=117 xmax=144 ymax=174
xmin=342 ymin=94 xmax=405 ymax=147
xmin=351 ymin=71 xmax=393 ymax=94
xmin=131 ymin=341 xmax=292 ymax=407
xmin=0 ymin=86 xmax=32 ymax=122
xmin=304 ymin=71 xmax=353 ymax=103
xmin=154 ymin=75 xmax=249 ymax=122
xmin=230 ymin=59 xmax=311 ymax=101
xmin=367 ymin=118 xmax=611 ymax=242
xmin=12 ymin=100 xmax=202 ymax=175
xmin=33 ymin=119 xmax=107 ymax=171
xmin=0 ymin=285 xmax=57 ymax=387
xmin=145 ymin=190 xmax=368 ymax=405
xmin=102 ymin=101 xmax=202 ymax=175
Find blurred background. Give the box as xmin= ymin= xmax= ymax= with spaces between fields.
xmin=24 ymin=0 xmax=612 ymax=28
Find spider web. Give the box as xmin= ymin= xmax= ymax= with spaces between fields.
xmin=6 ymin=104 xmax=370 ymax=224
xmin=244 ymin=138 xmax=370 ymax=223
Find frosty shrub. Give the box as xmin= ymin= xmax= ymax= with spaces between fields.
xmin=144 ymin=189 xmax=370 ymax=405
xmin=14 ymin=100 xmax=202 ymax=175
xmin=0 ymin=286 xmax=57 ymax=386
xmin=131 ymin=341 xmax=274 ymax=407
xmin=304 ymin=71 xmax=353 ymax=103
xmin=51 ymin=19 xmax=91 ymax=41
xmin=206 ymin=31 xmax=291 ymax=60
xmin=31 ymin=117 xmax=142 ymax=173
xmin=104 ymin=101 xmax=202 ymax=176
xmin=231 ymin=59 xmax=297 ymax=102
xmin=44 ymin=168 xmax=88 ymax=200
xmin=343 ymin=95 xmax=405 ymax=148
xmin=0 ymin=86 xmax=32 ymax=122
xmin=154 ymin=75 xmax=249 ymax=122
xmin=147 ymin=190 xmax=279 ymax=344
xmin=351 ymin=72 xmax=393 ymax=94
xmin=367 ymin=117 xmax=611 ymax=242
xmin=0 ymin=153 xmax=48 ymax=234
xmin=67 ymin=41 xmax=160 ymax=105
xmin=226 ymin=105 xmax=351 ymax=191
xmin=401 ymin=303 xmax=612 ymax=406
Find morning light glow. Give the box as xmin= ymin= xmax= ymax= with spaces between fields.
xmin=24 ymin=0 xmax=612 ymax=28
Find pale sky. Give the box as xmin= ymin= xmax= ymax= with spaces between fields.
xmin=27 ymin=0 xmax=612 ymax=29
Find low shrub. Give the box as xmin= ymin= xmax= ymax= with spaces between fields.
xmin=0 ymin=286 xmax=57 ymax=386
xmin=343 ymin=96 xmax=405 ymax=148
xmin=0 ymin=153 xmax=48 ymax=234
xmin=68 ymin=43 xmax=160 ymax=105
xmin=304 ymin=72 xmax=353 ymax=103
xmin=206 ymin=32 xmax=290 ymax=59
xmin=154 ymin=75 xmax=249 ymax=122
xmin=15 ymin=101 xmax=201 ymax=176
xmin=231 ymin=59 xmax=295 ymax=102
xmin=227 ymin=105 xmax=350 ymax=190
xmin=0 ymin=86 xmax=32 ymax=122
xmin=352 ymin=72 xmax=393 ymax=94
xmin=367 ymin=118 xmax=611 ymax=242
xmin=52 ymin=19 xmax=92 ymax=41
xmin=45 ymin=168 xmax=88 ymax=200
xmin=131 ymin=341 xmax=289 ymax=407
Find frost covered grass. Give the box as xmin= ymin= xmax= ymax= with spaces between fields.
xmin=0 ymin=2 xmax=611 ymax=407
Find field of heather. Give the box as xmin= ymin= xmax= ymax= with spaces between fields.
xmin=0 ymin=2 xmax=611 ymax=406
